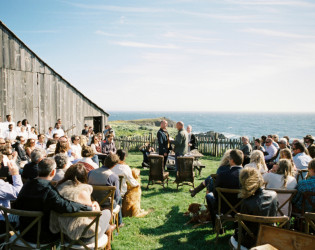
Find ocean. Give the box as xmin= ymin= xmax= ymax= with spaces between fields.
xmin=108 ymin=111 xmax=315 ymax=140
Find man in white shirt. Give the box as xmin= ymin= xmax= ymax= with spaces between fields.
xmin=3 ymin=124 xmax=17 ymax=141
xmin=36 ymin=134 xmax=47 ymax=150
xmin=52 ymin=123 xmax=64 ymax=137
xmin=71 ymin=135 xmax=82 ymax=160
xmin=18 ymin=126 xmax=29 ymax=140
xmin=2 ymin=115 xmax=15 ymax=131
xmin=292 ymin=141 xmax=312 ymax=170
xmin=264 ymin=138 xmax=277 ymax=162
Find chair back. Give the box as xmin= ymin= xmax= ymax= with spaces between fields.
xmin=296 ymin=169 xmax=309 ymax=182
xmin=301 ymin=191 xmax=315 ymax=214
xmin=235 ymin=213 xmax=289 ymax=250
xmin=91 ymin=185 xmax=116 ymax=213
xmin=257 ymin=224 xmax=315 ymax=250
xmin=148 ymin=155 xmax=164 ymax=181
xmin=176 ymin=157 xmax=194 ymax=183
xmin=216 ymin=187 xmax=243 ymax=217
xmin=265 ymin=188 xmax=297 ymax=216
xmin=118 ymin=175 xmax=124 ymax=193
xmin=0 ymin=205 xmax=44 ymax=249
xmin=59 ymin=211 xmax=104 ymax=250
xmin=305 ymin=212 xmax=315 ymax=234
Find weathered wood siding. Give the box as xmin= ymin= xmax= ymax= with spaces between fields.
xmin=0 ymin=22 xmax=108 ymax=135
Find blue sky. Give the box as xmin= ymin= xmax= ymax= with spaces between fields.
xmin=1 ymin=0 xmax=315 ymax=112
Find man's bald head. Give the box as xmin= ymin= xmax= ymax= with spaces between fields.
xmin=176 ymin=121 xmax=184 ymax=130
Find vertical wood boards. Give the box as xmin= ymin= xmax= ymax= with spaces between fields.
xmin=0 ymin=29 xmax=3 ymax=68
xmin=3 ymin=30 xmax=10 ymax=68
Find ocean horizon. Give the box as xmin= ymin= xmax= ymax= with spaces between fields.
xmin=108 ymin=111 xmax=315 ymax=140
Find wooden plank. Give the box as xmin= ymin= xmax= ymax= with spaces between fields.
xmin=25 ymin=50 xmax=33 ymax=72
xmin=20 ymin=47 xmax=25 ymax=71
xmin=32 ymin=73 xmax=39 ymax=129
xmin=9 ymin=38 xmax=16 ymax=70
xmin=0 ymin=28 xmax=3 ymax=68
xmin=2 ymin=30 xmax=10 ymax=68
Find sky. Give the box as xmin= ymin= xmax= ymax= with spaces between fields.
xmin=1 ymin=0 xmax=315 ymax=113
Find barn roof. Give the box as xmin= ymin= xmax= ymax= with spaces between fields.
xmin=0 ymin=20 xmax=109 ymax=116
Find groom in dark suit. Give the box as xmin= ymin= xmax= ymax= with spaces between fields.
xmin=206 ymin=149 xmax=243 ymax=225
xmin=157 ymin=120 xmax=170 ymax=167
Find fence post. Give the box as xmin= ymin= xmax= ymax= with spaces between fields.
xmin=214 ymin=133 xmax=218 ymax=157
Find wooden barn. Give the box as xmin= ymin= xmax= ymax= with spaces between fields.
xmin=0 ymin=21 xmax=109 ymax=135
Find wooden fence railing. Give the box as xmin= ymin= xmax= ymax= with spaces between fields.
xmin=114 ymin=133 xmax=255 ymax=157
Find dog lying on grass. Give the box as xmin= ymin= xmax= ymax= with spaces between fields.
xmin=184 ymin=203 xmax=211 ymax=228
xmin=122 ymin=168 xmax=149 ymax=218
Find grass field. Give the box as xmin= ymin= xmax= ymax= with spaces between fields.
xmin=111 ymin=153 xmax=233 ymax=250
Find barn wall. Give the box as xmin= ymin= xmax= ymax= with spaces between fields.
xmin=0 ymin=23 xmax=108 ymax=135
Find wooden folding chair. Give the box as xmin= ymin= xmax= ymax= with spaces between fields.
xmin=215 ymin=188 xmax=244 ymax=240
xmin=265 ymin=188 xmax=297 ymax=216
xmin=305 ymin=212 xmax=315 ymax=234
xmin=292 ymin=191 xmax=315 ymax=231
xmin=59 ymin=211 xmax=108 ymax=250
xmin=256 ymin=224 xmax=315 ymax=250
xmin=118 ymin=175 xmax=124 ymax=194
xmin=0 ymin=205 xmax=57 ymax=249
xmin=147 ymin=155 xmax=169 ymax=189
xmin=91 ymin=185 xmax=120 ymax=233
xmin=175 ymin=157 xmax=195 ymax=190
xmin=231 ymin=213 xmax=289 ymax=250
xmin=296 ymin=169 xmax=309 ymax=182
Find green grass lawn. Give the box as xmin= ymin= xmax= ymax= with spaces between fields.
xmin=111 ymin=153 xmax=233 ymax=250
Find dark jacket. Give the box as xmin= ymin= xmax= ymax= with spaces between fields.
xmin=14 ymin=179 xmax=92 ymax=243
xmin=189 ymin=133 xmax=197 ymax=151
xmin=237 ymin=188 xmax=278 ymax=248
xmin=81 ymin=129 xmax=88 ymax=135
xmin=21 ymin=162 xmax=38 ymax=180
xmin=13 ymin=143 xmax=28 ymax=161
xmin=102 ymin=141 xmax=117 ymax=155
xmin=214 ymin=166 xmax=242 ymax=213
xmin=157 ymin=128 xmax=170 ymax=155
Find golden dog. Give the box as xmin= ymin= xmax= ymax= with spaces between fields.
xmin=122 ymin=168 xmax=149 ymax=217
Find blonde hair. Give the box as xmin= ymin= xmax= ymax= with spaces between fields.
xmin=277 ymin=159 xmax=293 ymax=188
xmin=239 ymin=168 xmax=264 ymax=198
xmin=79 ymin=135 xmax=87 ymax=147
xmin=249 ymin=150 xmax=268 ymax=173
xmin=219 ymin=149 xmax=232 ymax=167
xmin=279 ymin=148 xmax=295 ymax=168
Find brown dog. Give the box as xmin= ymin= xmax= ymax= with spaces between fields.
xmin=122 ymin=168 xmax=149 ymax=217
xmin=184 ymin=203 xmax=211 ymax=228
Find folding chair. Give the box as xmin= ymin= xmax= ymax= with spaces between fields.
xmin=215 ymin=188 xmax=244 ymax=240
xmin=0 ymin=205 xmax=58 ymax=249
xmin=292 ymin=191 xmax=315 ymax=231
xmin=256 ymin=224 xmax=315 ymax=250
xmin=265 ymin=188 xmax=297 ymax=216
xmin=118 ymin=175 xmax=124 ymax=194
xmin=175 ymin=157 xmax=194 ymax=190
xmin=91 ymin=185 xmax=120 ymax=233
xmin=296 ymin=169 xmax=309 ymax=182
xmin=59 ymin=211 xmax=108 ymax=250
xmin=230 ymin=213 xmax=289 ymax=250
xmin=147 ymin=155 xmax=169 ymax=189
xmin=305 ymin=212 xmax=315 ymax=234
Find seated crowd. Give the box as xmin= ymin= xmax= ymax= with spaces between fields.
xmin=1 ymin=114 xmax=315 ymax=248
xmin=190 ymin=134 xmax=315 ymax=248
xmin=0 ymin=116 xmax=141 ymax=249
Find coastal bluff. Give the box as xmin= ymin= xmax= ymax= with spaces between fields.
xmin=112 ymin=117 xmax=177 ymax=128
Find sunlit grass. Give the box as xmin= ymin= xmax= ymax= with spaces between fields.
xmin=112 ymin=153 xmax=233 ymax=250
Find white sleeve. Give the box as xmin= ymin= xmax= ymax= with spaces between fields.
xmin=124 ymin=166 xmax=139 ymax=187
